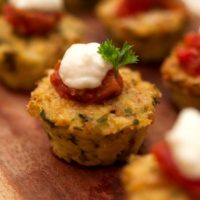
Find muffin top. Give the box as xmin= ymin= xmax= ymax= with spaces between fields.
xmin=28 ymin=40 xmax=160 ymax=136
xmin=28 ymin=67 xmax=161 ymax=136
xmin=162 ymin=50 xmax=200 ymax=94
xmin=97 ymin=0 xmax=187 ymax=37
xmin=161 ymin=33 xmax=200 ymax=95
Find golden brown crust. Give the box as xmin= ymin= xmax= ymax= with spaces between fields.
xmin=122 ymin=155 xmax=191 ymax=200
xmin=28 ymin=68 xmax=161 ymax=134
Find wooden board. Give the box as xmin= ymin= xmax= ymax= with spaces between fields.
xmin=0 ymin=14 xmax=193 ymax=200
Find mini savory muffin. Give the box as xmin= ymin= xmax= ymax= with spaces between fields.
xmin=161 ymin=32 xmax=200 ymax=109
xmin=0 ymin=0 xmax=85 ymax=90
xmin=27 ymin=41 xmax=161 ymax=166
xmin=122 ymin=108 xmax=200 ymax=200
xmin=96 ymin=0 xmax=188 ymax=62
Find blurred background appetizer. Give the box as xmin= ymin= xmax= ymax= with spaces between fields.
xmin=122 ymin=108 xmax=200 ymax=200
xmin=161 ymin=32 xmax=200 ymax=109
xmin=96 ymin=0 xmax=188 ymax=62
xmin=0 ymin=0 xmax=86 ymax=90
xmin=27 ymin=41 xmax=161 ymax=166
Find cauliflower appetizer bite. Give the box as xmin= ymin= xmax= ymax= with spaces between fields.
xmin=122 ymin=108 xmax=200 ymax=200
xmin=161 ymin=32 xmax=200 ymax=109
xmin=97 ymin=0 xmax=188 ymax=62
xmin=28 ymin=41 xmax=161 ymax=166
xmin=0 ymin=0 xmax=85 ymax=90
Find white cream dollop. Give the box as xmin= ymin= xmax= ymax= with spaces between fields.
xmin=166 ymin=108 xmax=200 ymax=179
xmin=181 ymin=0 xmax=200 ymax=16
xmin=59 ymin=43 xmax=113 ymax=90
xmin=9 ymin=0 xmax=63 ymax=12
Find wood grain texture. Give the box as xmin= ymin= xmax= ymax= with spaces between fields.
xmin=0 ymin=14 xmax=189 ymax=200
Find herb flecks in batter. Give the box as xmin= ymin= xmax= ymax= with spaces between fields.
xmin=97 ymin=114 xmax=108 ymax=124
xmin=133 ymin=119 xmax=140 ymax=126
xmin=67 ymin=134 xmax=78 ymax=145
xmin=124 ymin=108 xmax=134 ymax=117
xmin=98 ymin=40 xmax=138 ymax=75
xmin=78 ymin=113 xmax=92 ymax=123
xmin=79 ymin=150 xmax=88 ymax=162
xmin=132 ymin=79 xmax=137 ymax=86
xmin=152 ymin=97 xmax=160 ymax=107
xmin=40 ymin=109 xmax=55 ymax=128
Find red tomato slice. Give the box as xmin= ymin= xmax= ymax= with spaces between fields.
xmin=3 ymin=4 xmax=61 ymax=36
xmin=176 ymin=33 xmax=200 ymax=77
xmin=50 ymin=63 xmax=123 ymax=104
xmin=116 ymin=0 xmax=160 ymax=17
xmin=184 ymin=33 xmax=200 ymax=50
xmin=152 ymin=141 xmax=200 ymax=199
xmin=177 ymin=47 xmax=200 ymax=77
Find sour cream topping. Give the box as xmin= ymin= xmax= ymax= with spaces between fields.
xmin=181 ymin=0 xmax=200 ymax=16
xmin=59 ymin=43 xmax=113 ymax=90
xmin=9 ymin=0 xmax=63 ymax=12
xmin=166 ymin=108 xmax=200 ymax=179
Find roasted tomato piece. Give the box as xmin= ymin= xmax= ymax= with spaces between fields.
xmin=177 ymin=47 xmax=200 ymax=77
xmin=3 ymin=4 xmax=61 ymax=36
xmin=152 ymin=141 xmax=200 ymax=199
xmin=117 ymin=0 xmax=160 ymax=17
xmin=50 ymin=63 xmax=123 ymax=104
xmin=184 ymin=33 xmax=200 ymax=49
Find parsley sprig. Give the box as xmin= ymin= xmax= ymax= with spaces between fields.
xmin=98 ymin=40 xmax=138 ymax=74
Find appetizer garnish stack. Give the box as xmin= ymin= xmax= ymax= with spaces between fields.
xmin=4 ymin=0 xmax=62 ymax=36
xmin=96 ymin=0 xmax=188 ymax=62
xmin=0 ymin=0 xmax=85 ymax=90
xmin=122 ymin=108 xmax=200 ymax=200
xmin=162 ymin=32 xmax=200 ymax=109
xmin=28 ymin=40 xmax=161 ymax=166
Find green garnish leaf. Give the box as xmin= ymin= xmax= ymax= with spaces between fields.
xmin=98 ymin=40 xmax=139 ymax=74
